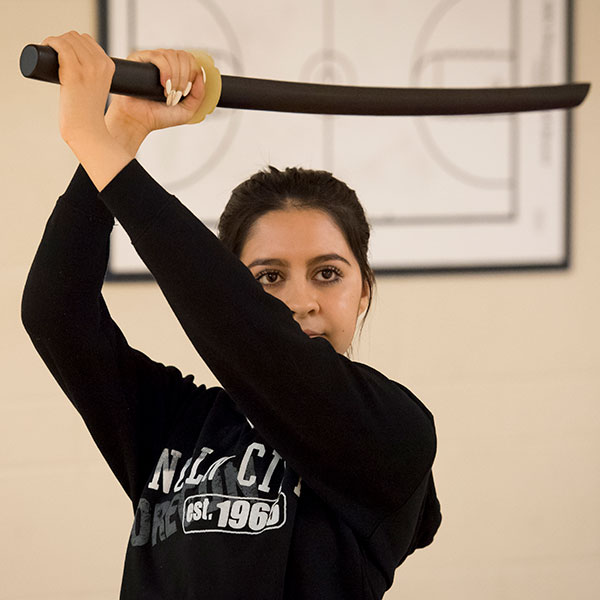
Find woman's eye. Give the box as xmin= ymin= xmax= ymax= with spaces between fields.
xmin=256 ymin=270 xmax=281 ymax=285
xmin=315 ymin=267 xmax=342 ymax=283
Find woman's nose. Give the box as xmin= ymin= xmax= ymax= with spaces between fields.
xmin=283 ymin=279 xmax=319 ymax=316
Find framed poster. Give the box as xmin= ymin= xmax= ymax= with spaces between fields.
xmin=101 ymin=0 xmax=575 ymax=278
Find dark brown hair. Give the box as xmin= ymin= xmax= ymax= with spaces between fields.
xmin=218 ymin=166 xmax=376 ymax=322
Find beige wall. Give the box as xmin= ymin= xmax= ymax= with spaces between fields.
xmin=2 ymin=1 xmax=599 ymax=598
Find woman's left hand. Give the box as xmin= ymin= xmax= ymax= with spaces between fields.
xmin=106 ymin=48 xmax=205 ymax=144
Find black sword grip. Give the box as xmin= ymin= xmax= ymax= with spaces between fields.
xmin=20 ymin=43 xmax=166 ymax=102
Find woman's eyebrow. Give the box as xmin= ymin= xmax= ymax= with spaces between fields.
xmin=247 ymin=258 xmax=287 ymax=269
xmin=247 ymin=254 xmax=352 ymax=270
xmin=308 ymin=253 xmax=352 ymax=267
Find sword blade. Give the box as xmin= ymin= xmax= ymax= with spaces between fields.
xmin=219 ymin=75 xmax=590 ymax=115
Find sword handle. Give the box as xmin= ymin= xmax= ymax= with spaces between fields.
xmin=20 ymin=44 xmax=166 ymax=101
xmin=20 ymin=44 xmax=221 ymax=122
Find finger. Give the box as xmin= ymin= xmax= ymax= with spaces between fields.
xmin=169 ymin=50 xmax=194 ymax=106
xmin=77 ymin=33 xmax=115 ymax=82
xmin=174 ymin=51 xmax=190 ymax=101
xmin=190 ymin=59 xmax=206 ymax=96
xmin=47 ymin=32 xmax=114 ymax=85
xmin=182 ymin=51 xmax=198 ymax=91
xmin=80 ymin=32 xmax=110 ymax=60
xmin=42 ymin=33 xmax=79 ymax=62
xmin=181 ymin=51 xmax=199 ymax=99
xmin=63 ymin=31 xmax=96 ymax=63
xmin=128 ymin=49 xmax=174 ymax=101
xmin=181 ymin=66 xmax=205 ymax=108
xmin=41 ymin=33 xmax=83 ymax=79
xmin=162 ymin=50 xmax=181 ymax=106
xmin=45 ymin=31 xmax=100 ymax=69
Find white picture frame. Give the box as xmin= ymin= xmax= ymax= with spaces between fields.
xmin=101 ymin=0 xmax=575 ymax=277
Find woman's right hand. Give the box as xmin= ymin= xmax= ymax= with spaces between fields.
xmin=105 ymin=48 xmax=206 ymax=154
xmin=42 ymin=31 xmax=115 ymax=149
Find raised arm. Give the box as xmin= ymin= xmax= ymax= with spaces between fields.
xmin=98 ymin=162 xmax=438 ymax=531
xmin=20 ymin=164 xmax=207 ymax=505
xmin=21 ymin=33 xmax=208 ymax=505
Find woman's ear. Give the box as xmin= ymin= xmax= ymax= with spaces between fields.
xmin=358 ymin=279 xmax=370 ymax=317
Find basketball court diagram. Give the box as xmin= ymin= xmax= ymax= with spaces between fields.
xmin=105 ymin=0 xmax=573 ymax=275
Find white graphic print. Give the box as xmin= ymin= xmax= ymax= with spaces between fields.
xmin=183 ymin=492 xmax=287 ymax=535
xmin=130 ymin=441 xmax=298 ymax=547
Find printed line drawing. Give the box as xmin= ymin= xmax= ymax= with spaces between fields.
xmin=105 ymin=0 xmax=572 ymax=276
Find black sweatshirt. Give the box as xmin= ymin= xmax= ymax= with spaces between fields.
xmin=21 ymin=160 xmax=441 ymax=600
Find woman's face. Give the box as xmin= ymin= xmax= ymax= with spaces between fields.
xmin=240 ymin=207 xmax=369 ymax=354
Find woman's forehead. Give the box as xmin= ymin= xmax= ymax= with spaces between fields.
xmin=241 ymin=208 xmax=352 ymax=261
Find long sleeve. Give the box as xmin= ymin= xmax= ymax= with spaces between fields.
xmin=98 ymin=160 xmax=438 ymax=537
xmin=21 ymin=166 xmax=208 ymax=506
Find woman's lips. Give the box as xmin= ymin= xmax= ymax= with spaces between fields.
xmin=302 ymin=329 xmax=324 ymax=338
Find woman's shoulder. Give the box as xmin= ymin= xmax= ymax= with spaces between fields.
xmin=347 ymin=358 xmax=435 ymax=423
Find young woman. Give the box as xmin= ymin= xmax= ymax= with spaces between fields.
xmin=22 ymin=32 xmax=441 ymax=599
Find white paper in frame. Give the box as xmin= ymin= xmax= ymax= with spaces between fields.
xmin=101 ymin=0 xmax=574 ymax=278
